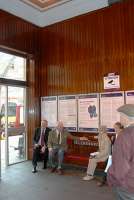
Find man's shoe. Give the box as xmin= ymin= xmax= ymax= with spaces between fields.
xmin=50 ymin=167 xmax=57 ymax=173
xmin=83 ymin=175 xmax=93 ymax=181
xmin=97 ymin=181 xmax=105 ymax=187
xmin=57 ymin=168 xmax=63 ymax=175
xmin=42 ymin=165 xmax=47 ymax=169
xmin=32 ymin=168 xmax=37 ymax=173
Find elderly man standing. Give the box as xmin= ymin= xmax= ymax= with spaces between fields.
xmin=83 ymin=125 xmax=111 ymax=181
xmin=108 ymin=104 xmax=134 ymax=200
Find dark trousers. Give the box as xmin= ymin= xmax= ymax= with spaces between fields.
xmin=32 ymin=146 xmax=48 ymax=168
xmin=102 ymin=172 xmax=107 ymax=183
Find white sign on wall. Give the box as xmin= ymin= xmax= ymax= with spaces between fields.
xmin=58 ymin=95 xmax=77 ymax=132
xmin=104 ymin=73 xmax=120 ymax=90
xmin=125 ymin=91 xmax=134 ymax=104
xmin=41 ymin=96 xmax=57 ymax=128
xmin=100 ymin=91 xmax=124 ymax=132
xmin=78 ymin=94 xmax=99 ymax=132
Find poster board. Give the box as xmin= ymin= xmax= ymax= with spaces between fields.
xmin=41 ymin=96 xmax=57 ymax=128
xmin=78 ymin=94 xmax=99 ymax=132
xmin=58 ymin=95 xmax=77 ymax=132
xmin=100 ymin=91 xmax=124 ymax=132
xmin=125 ymin=91 xmax=134 ymax=104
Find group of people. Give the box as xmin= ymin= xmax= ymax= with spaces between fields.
xmin=32 ymin=120 xmax=81 ymax=175
xmin=32 ymin=103 xmax=134 ymax=200
xmin=32 ymin=120 xmax=65 ymax=174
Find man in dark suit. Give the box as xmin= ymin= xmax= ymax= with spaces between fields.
xmin=32 ymin=119 xmax=51 ymax=173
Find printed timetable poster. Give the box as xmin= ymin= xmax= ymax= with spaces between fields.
xmin=41 ymin=96 xmax=57 ymax=128
xmin=125 ymin=91 xmax=134 ymax=104
xmin=78 ymin=94 xmax=99 ymax=132
xmin=100 ymin=92 xmax=124 ymax=132
xmin=58 ymin=95 xmax=77 ymax=132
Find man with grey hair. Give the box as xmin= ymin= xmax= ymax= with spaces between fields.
xmin=48 ymin=121 xmax=82 ymax=175
xmin=108 ymin=104 xmax=134 ymax=200
xmin=48 ymin=121 xmax=68 ymax=175
xmin=83 ymin=125 xmax=111 ymax=181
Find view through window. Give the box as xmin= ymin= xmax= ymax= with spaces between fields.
xmin=0 ymin=51 xmax=26 ymax=174
xmin=0 ymin=52 xmax=26 ymax=81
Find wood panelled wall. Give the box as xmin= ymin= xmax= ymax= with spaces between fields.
xmin=1 ymin=0 xmax=134 ymax=161
xmin=38 ymin=1 xmax=134 ymax=163
xmin=0 ymin=10 xmax=40 ymax=159
xmin=40 ymin=0 xmax=134 ymax=97
xmin=0 ymin=10 xmax=39 ymax=54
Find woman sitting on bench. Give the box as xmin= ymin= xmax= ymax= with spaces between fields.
xmin=97 ymin=122 xmax=124 ymax=186
xmin=83 ymin=125 xmax=111 ymax=181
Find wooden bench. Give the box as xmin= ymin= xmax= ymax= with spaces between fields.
xmin=64 ymin=137 xmax=107 ymax=170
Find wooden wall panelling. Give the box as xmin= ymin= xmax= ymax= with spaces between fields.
xmin=38 ymin=1 xmax=134 ymax=164
xmin=40 ymin=0 xmax=134 ymax=97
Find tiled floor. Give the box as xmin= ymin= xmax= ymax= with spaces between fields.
xmin=0 ymin=161 xmax=114 ymax=200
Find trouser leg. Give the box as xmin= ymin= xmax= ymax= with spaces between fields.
xmin=103 ymin=172 xmax=107 ymax=182
xmin=57 ymin=149 xmax=64 ymax=169
xmin=114 ymin=187 xmax=134 ymax=200
xmin=43 ymin=148 xmax=48 ymax=168
xmin=32 ymin=147 xmax=40 ymax=168
xmin=87 ymin=158 xmax=98 ymax=176
xmin=49 ymin=148 xmax=58 ymax=168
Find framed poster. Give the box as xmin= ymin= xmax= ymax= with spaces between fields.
xmin=58 ymin=95 xmax=77 ymax=132
xmin=100 ymin=91 xmax=124 ymax=132
xmin=125 ymin=91 xmax=134 ymax=104
xmin=41 ymin=96 xmax=57 ymax=128
xmin=78 ymin=94 xmax=99 ymax=132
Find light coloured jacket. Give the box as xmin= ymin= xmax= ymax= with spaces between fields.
xmin=48 ymin=128 xmax=69 ymax=151
xmin=95 ymin=132 xmax=111 ymax=161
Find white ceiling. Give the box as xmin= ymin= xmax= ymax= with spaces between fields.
xmin=0 ymin=0 xmax=108 ymax=27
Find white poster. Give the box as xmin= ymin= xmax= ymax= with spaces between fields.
xmin=41 ymin=96 xmax=57 ymax=128
xmin=125 ymin=91 xmax=134 ymax=104
xmin=58 ymin=95 xmax=77 ymax=132
xmin=100 ymin=92 xmax=124 ymax=132
xmin=78 ymin=94 xmax=99 ymax=132
xmin=104 ymin=74 xmax=120 ymax=90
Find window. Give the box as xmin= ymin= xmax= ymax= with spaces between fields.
xmin=1 ymin=102 xmax=17 ymax=117
xmin=0 ymin=52 xmax=26 ymax=81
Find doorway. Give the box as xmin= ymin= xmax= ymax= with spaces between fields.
xmin=0 ymin=51 xmax=27 ymax=177
xmin=0 ymin=86 xmax=26 ymax=171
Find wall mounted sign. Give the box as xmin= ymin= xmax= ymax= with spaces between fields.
xmin=58 ymin=95 xmax=77 ymax=132
xmin=41 ymin=96 xmax=57 ymax=128
xmin=100 ymin=91 xmax=124 ymax=132
xmin=125 ymin=90 xmax=134 ymax=104
xmin=104 ymin=73 xmax=120 ymax=90
xmin=78 ymin=94 xmax=99 ymax=132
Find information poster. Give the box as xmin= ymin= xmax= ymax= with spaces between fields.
xmin=58 ymin=95 xmax=77 ymax=132
xmin=78 ymin=94 xmax=99 ymax=132
xmin=125 ymin=91 xmax=134 ymax=104
xmin=100 ymin=92 xmax=124 ymax=132
xmin=41 ymin=96 xmax=57 ymax=128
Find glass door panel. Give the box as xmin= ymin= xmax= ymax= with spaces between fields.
xmin=0 ymin=85 xmax=6 ymax=174
xmin=7 ymin=86 xmax=26 ymax=165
